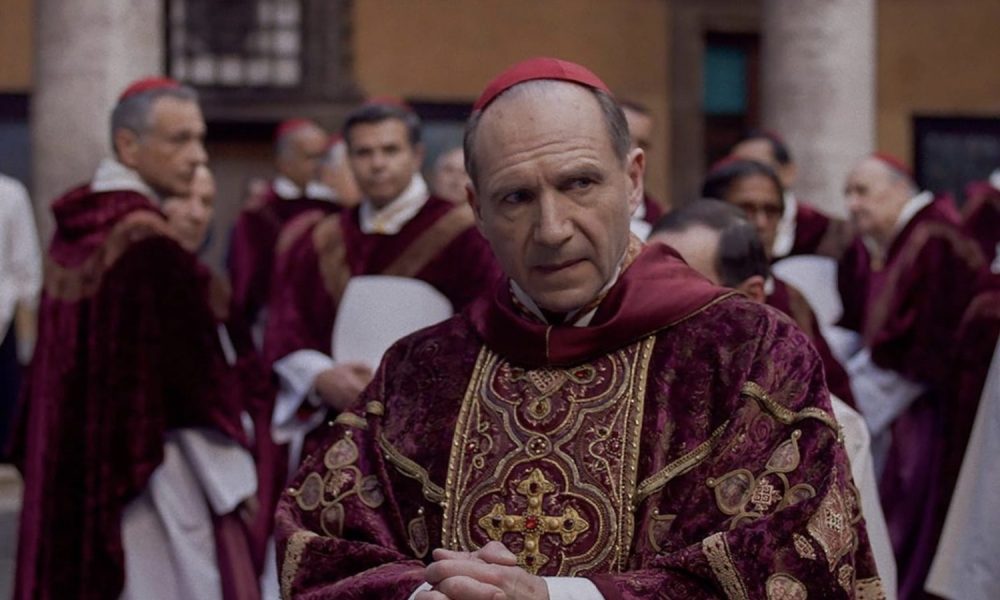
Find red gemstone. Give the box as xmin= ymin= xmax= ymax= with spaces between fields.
xmin=525 ymin=516 xmax=539 ymax=530
xmin=574 ymin=369 xmax=588 ymax=378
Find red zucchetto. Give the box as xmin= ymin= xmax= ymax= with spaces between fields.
xmin=473 ymin=57 xmax=613 ymax=112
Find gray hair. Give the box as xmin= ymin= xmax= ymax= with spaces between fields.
xmin=110 ymin=85 xmax=198 ymax=156
xmin=463 ymin=80 xmax=631 ymax=186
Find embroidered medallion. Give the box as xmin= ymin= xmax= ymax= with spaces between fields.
xmin=807 ymin=468 xmax=856 ymax=571
xmin=288 ymin=432 xmax=384 ymax=538
xmin=765 ymin=573 xmax=808 ymax=600
xmin=793 ymin=533 xmax=817 ymax=561
xmin=442 ymin=339 xmax=655 ymax=576
xmin=409 ymin=508 xmax=430 ymax=558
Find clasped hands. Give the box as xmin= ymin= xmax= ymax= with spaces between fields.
xmin=414 ymin=541 xmax=549 ymax=600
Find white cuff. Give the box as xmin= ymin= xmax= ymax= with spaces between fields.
xmin=174 ymin=429 xmax=257 ymax=515
xmin=544 ymin=576 xmax=605 ymax=599
xmin=847 ymin=348 xmax=926 ymax=435
xmin=407 ymin=582 xmax=432 ymax=599
xmin=272 ymin=349 xmax=336 ymax=427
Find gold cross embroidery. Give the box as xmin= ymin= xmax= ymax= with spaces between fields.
xmin=477 ymin=468 xmax=590 ymax=573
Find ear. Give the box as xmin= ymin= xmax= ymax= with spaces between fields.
xmin=625 ymin=147 xmax=645 ymax=215
xmin=781 ymin=162 xmax=798 ymax=190
xmin=736 ymin=275 xmax=767 ymax=303
xmin=466 ymin=182 xmax=484 ymax=226
xmin=114 ymin=128 xmax=141 ymax=168
xmin=414 ymin=142 xmax=426 ymax=165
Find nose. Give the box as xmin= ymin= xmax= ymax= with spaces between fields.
xmin=533 ymin=191 xmax=573 ymax=247
xmin=190 ymin=140 xmax=208 ymax=166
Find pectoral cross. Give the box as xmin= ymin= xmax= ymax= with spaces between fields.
xmin=477 ymin=468 xmax=590 ymax=574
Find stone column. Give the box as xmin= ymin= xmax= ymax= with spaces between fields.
xmin=760 ymin=0 xmax=875 ymax=217
xmin=31 ymin=0 xmax=163 ymax=239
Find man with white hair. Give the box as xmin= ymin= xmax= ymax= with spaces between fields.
xmin=274 ymin=58 xmax=882 ymax=600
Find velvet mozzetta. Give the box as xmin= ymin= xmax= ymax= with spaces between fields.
xmin=13 ymin=187 xmax=246 ymax=600
xmin=275 ymin=243 xmax=883 ymax=599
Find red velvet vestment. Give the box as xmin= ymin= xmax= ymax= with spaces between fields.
xmin=13 ymin=187 xmax=247 ymax=600
xmin=837 ymin=197 xmax=987 ymax=599
xmin=275 ymin=242 xmax=883 ymax=599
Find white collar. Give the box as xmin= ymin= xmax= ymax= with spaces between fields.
xmin=90 ymin=158 xmax=158 ymax=201
xmin=989 ymin=169 xmax=1000 ymax=193
xmin=865 ymin=190 xmax=934 ymax=258
xmin=771 ymin=191 xmax=798 ymax=258
xmin=359 ymin=174 xmax=430 ymax=235
xmin=273 ymin=175 xmax=336 ymax=201
xmin=764 ymin=275 xmax=776 ymax=296
xmin=508 ymin=253 xmax=626 ymax=328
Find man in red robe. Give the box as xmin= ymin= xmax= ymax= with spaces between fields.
xmin=275 ymin=58 xmax=883 ymax=600
xmin=837 ymin=153 xmax=988 ymax=599
xmin=262 ymin=99 xmax=501 ymax=480
xmin=227 ymin=118 xmax=341 ymax=343
xmin=731 ymin=130 xmax=853 ymax=260
xmin=13 ymin=78 xmax=247 ymax=600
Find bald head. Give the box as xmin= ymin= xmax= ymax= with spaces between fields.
xmin=844 ymin=156 xmax=918 ymax=245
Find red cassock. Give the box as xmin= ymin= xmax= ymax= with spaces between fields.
xmin=227 ymin=184 xmax=342 ymax=335
xmin=12 ymin=187 xmax=247 ymax=600
xmin=837 ymin=196 xmax=988 ymax=599
xmin=962 ymin=179 xmax=1000 ymax=266
xmin=275 ymin=242 xmax=883 ymax=599
xmin=765 ymin=277 xmax=856 ymax=408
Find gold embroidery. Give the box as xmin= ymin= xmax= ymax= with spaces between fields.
xmin=807 ymin=468 xmax=856 ymax=571
xmin=442 ymin=338 xmax=654 ymax=576
xmin=765 ymin=573 xmax=808 ymax=600
xmin=378 ymin=432 xmax=446 ymax=504
xmin=634 ymin=421 xmax=729 ymax=507
xmin=703 ymin=532 xmax=748 ymax=600
xmin=334 ymin=412 xmax=368 ymax=430
xmin=288 ymin=434 xmax=384 ymax=537
xmin=280 ymin=530 xmax=317 ymax=599
xmin=707 ymin=430 xmax=810 ymax=528
xmin=365 ymin=401 xmax=385 ymax=416
xmin=741 ymin=382 xmax=839 ymax=434
xmin=793 ymin=533 xmax=817 ymax=561
xmin=855 ymin=576 xmax=886 ymax=599
xmin=408 ymin=509 xmax=430 ymax=559
xmin=646 ymin=510 xmax=676 ymax=552
xmin=477 ymin=469 xmax=591 ymax=574
xmin=838 ymin=564 xmax=855 ymax=594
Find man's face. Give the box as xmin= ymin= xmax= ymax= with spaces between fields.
xmin=431 ymin=147 xmax=470 ymax=204
xmin=845 ymin=158 xmax=908 ymax=240
xmin=724 ymin=174 xmax=783 ymax=256
xmin=120 ymin=96 xmax=207 ymax=197
xmin=162 ymin=166 xmax=215 ymax=252
xmin=277 ymin=125 xmax=328 ymax=189
xmin=731 ymin=138 xmax=795 ymax=189
xmin=623 ymin=107 xmax=653 ymax=153
xmin=650 ymin=225 xmax=722 ymax=284
xmin=347 ymin=119 xmax=422 ymax=208
xmin=469 ymin=83 xmax=644 ymax=314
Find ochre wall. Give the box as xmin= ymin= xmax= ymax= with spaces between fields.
xmin=877 ymin=0 xmax=1000 ymax=166
xmin=0 ymin=0 xmax=33 ymax=91
xmin=353 ymin=0 xmax=673 ymax=204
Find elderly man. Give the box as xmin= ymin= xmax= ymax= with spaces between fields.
xmin=228 ymin=118 xmax=340 ymax=343
xmin=13 ymin=78 xmax=248 ymax=600
xmin=274 ymin=58 xmax=881 ymax=600
xmin=620 ymin=100 xmax=663 ymax=239
xmin=730 ymin=130 xmax=852 ymax=259
xmin=837 ymin=153 xmax=987 ymax=599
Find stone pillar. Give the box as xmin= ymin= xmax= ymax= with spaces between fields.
xmin=31 ymin=0 xmax=163 ymax=239
xmin=760 ymin=0 xmax=875 ymax=217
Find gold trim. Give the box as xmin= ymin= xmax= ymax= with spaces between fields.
xmin=634 ymin=420 xmax=729 ymax=507
xmin=334 ymin=412 xmax=368 ymax=430
xmin=741 ymin=381 xmax=839 ymax=433
xmin=441 ymin=346 xmax=492 ymax=547
xmin=617 ymin=336 xmax=655 ymax=569
xmin=855 ymin=576 xmax=886 ymax=600
xmin=702 ymin=532 xmax=748 ymax=600
xmin=383 ymin=204 xmax=475 ymax=277
xmin=365 ymin=401 xmax=385 ymax=416
xmin=378 ymin=432 xmax=446 ymax=504
xmin=280 ymin=530 xmax=317 ymax=599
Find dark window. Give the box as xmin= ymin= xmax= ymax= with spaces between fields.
xmin=914 ymin=116 xmax=1000 ymax=208
xmin=703 ymin=32 xmax=760 ymax=168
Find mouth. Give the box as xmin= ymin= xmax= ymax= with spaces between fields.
xmin=533 ymin=258 xmax=585 ymax=275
